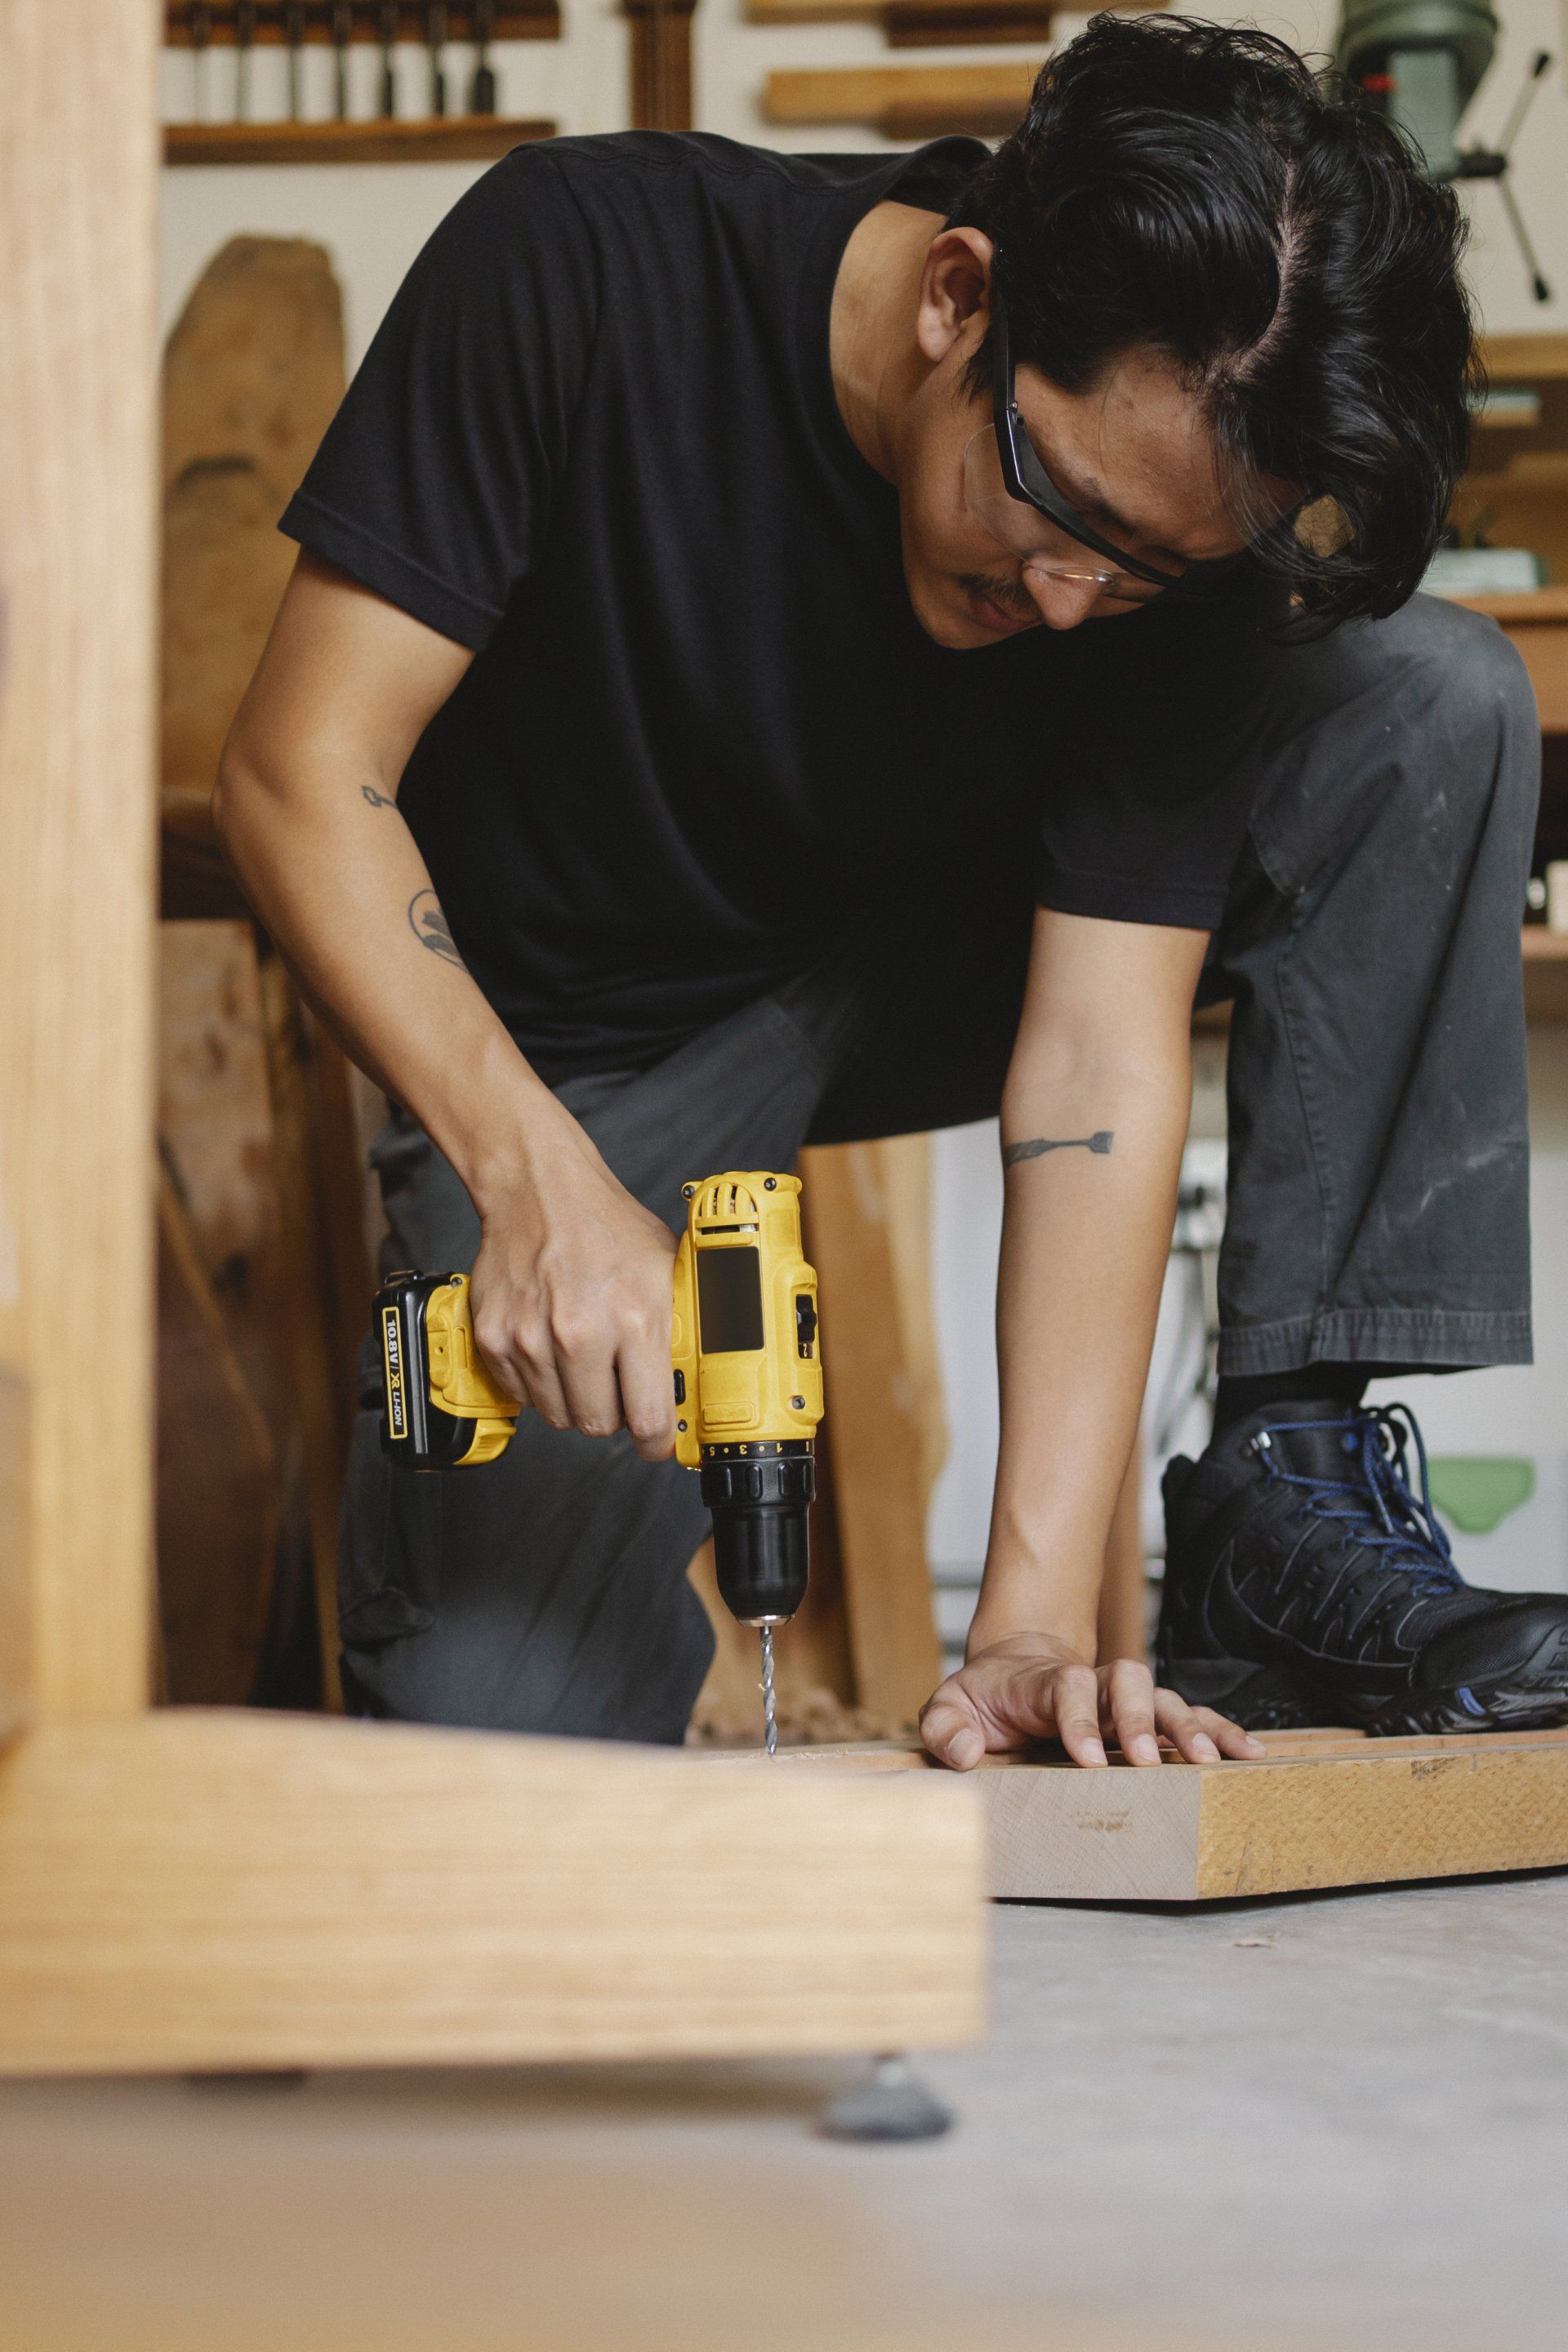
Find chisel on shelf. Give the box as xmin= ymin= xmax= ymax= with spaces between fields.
xmin=234 ymin=0 xmax=256 ymax=120
xmin=378 ymin=0 xmax=399 ymax=115
xmin=470 ymin=0 xmax=497 ymax=113
xmin=427 ymin=1 xmax=448 ymax=114
xmin=286 ymin=0 xmax=307 ymax=118
xmin=331 ymin=0 xmax=352 ymax=117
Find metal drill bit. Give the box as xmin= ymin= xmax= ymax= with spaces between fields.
xmin=760 ymin=1626 xmax=777 ymax=1757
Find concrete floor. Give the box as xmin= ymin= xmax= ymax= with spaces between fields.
xmin=2 ymin=1871 xmax=1564 ymax=2352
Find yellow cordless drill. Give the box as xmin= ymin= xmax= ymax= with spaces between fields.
xmin=374 ymin=1171 xmax=823 ymax=1750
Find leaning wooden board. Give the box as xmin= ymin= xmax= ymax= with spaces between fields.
xmin=733 ymin=1727 xmax=1568 ymax=1902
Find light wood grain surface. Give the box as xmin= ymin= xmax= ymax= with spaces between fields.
xmin=0 ymin=0 xmax=161 ymax=1718
xmin=764 ymin=61 xmax=1041 ymax=128
xmin=0 ymin=1710 xmax=986 ymax=2074
xmin=800 ymin=1143 xmax=944 ymax=1728
xmin=751 ymin=1729 xmax=1568 ymax=1900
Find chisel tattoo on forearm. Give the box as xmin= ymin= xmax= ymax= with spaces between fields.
xmin=1002 ymin=1131 xmax=1114 ymax=1166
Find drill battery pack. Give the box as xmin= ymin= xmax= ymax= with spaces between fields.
xmin=375 ymin=1269 xmax=519 ymax=1470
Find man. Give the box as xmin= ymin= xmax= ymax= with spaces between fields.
xmin=216 ymin=17 xmax=1568 ymax=1770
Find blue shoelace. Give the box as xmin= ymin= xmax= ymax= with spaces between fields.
xmin=1251 ymin=1404 xmax=1462 ymax=1597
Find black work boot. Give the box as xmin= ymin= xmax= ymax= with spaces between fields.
xmin=1158 ymin=1400 xmax=1568 ymax=1735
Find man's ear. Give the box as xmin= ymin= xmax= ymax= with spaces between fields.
xmin=915 ymin=227 xmax=994 ymax=368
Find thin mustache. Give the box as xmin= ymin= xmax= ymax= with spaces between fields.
xmin=958 ymin=572 xmax=1038 ymax=621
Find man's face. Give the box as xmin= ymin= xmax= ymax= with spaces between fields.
xmin=897 ymin=238 xmax=1275 ymax=648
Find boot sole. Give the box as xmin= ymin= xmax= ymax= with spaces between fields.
xmin=1366 ymin=1682 xmax=1568 ymax=1737
xmin=1162 ymin=1654 xmax=1568 ymax=1740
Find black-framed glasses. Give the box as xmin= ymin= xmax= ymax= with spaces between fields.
xmin=985 ymin=296 xmax=1266 ymax=602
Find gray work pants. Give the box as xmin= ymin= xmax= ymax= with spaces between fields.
xmin=338 ymin=595 xmax=1539 ymax=1740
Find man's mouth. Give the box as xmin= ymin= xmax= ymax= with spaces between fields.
xmin=957 ymin=575 xmax=1038 ymax=637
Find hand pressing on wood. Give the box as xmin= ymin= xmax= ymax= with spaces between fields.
xmin=918 ymin=1634 xmax=1265 ymax=1771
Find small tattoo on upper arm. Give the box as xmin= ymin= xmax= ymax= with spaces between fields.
xmin=408 ymin=887 xmax=463 ymax=967
xmin=362 ymin=786 xmax=395 ymax=809
xmin=1002 ymin=1131 xmax=1114 ymax=1167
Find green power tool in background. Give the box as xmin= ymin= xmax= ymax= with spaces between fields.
xmin=1334 ymin=0 xmax=1553 ymax=299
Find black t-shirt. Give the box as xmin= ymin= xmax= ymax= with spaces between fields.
xmin=283 ymin=131 xmax=1273 ymax=1082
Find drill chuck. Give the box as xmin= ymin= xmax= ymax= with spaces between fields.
xmin=700 ymin=1441 xmax=815 ymax=1626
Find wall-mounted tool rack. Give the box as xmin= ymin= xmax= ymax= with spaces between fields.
xmin=163 ymin=3 xmax=559 ymax=47
xmin=163 ymin=2 xmax=559 ymax=163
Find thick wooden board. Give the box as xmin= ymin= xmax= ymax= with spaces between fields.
xmin=800 ymin=1143 xmax=943 ymax=1730
xmin=751 ymin=1729 xmax=1568 ymax=1902
xmin=0 ymin=0 xmax=161 ymax=1719
xmin=749 ymin=0 xmax=1155 ymax=42
xmin=162 ymin=234 xmax=347 ymax=799
xmin=155 ymin=1169 xmax=278 ymax=1704
xmin=0 ymin=1710 xmax=984 ymax=2075
xmin=764 ymin=61 xmax=1040 ymax=136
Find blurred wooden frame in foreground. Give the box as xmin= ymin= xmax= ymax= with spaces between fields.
xmin=0 ymin=0 xmax=984 ymax=2078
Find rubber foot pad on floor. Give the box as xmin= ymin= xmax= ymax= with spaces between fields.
xmin=817 ymin=2055 xmax=954 ymax=2142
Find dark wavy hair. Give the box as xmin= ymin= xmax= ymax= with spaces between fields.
xmin=951 ymin=16 xmax=1479 ymax=626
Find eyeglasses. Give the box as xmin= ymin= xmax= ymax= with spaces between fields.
xmin=969 ymin=294 xmax=1265 ymax=605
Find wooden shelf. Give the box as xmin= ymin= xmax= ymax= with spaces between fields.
xmin=747 ymin=0 xmax=1156 ymax=46
xmin=1480 ymin=334 xmax=1568 ymax=383
xmin=1454 ymin=589 xmax=1568 ymax=734
xmin=764 ymin=61 xmax=1040 ymax=136
xmin=163 ymin=113 xmax=554 ymax=163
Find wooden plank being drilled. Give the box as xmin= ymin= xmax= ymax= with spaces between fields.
xmin=743 ymin=1726 xmax=1568 ymax=1901
xmin=0 ymin=1711 xmax=986 ymax=2074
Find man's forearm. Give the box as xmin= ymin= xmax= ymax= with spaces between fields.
xmin=967 ymin=1038 xmax=1192 ymax=1659
xmin=215 ymin=741 xmax=570 ymax=1212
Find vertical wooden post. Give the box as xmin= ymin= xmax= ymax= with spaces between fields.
xmin=1097 ymin=1441 xmax=1147 ymax=1668
xmin=0 ymin=0 xmax=161 ymax=1721
xmin=624 ymin=0 xmax=699 ymax=130
xmin=800 ymin=1140 xmax=943 ymax=1731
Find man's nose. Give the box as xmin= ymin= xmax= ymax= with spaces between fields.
xmin=1020 ymin=564 xmax=1103 ymax=631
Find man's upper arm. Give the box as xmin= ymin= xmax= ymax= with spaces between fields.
xmin=222 ymin=550 xmax=474 ymax=802
xmin=1009 ymin=905 xmax=1210 ymax=1082
xmin=278 ymin=147 xmax=599 ymax=653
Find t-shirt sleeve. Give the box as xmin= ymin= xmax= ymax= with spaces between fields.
xmin=1031 ymin=585 xmax=1291 ymax=933
xmin=279 ymin=146 xmax=599 ymax=652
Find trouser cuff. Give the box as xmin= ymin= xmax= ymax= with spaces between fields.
xmin=1215 ymin=1307 xmax=1533 ymax=1377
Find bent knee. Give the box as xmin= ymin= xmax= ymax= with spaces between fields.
xmin=1385 ymin=594 xmax=1538 ymax=743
